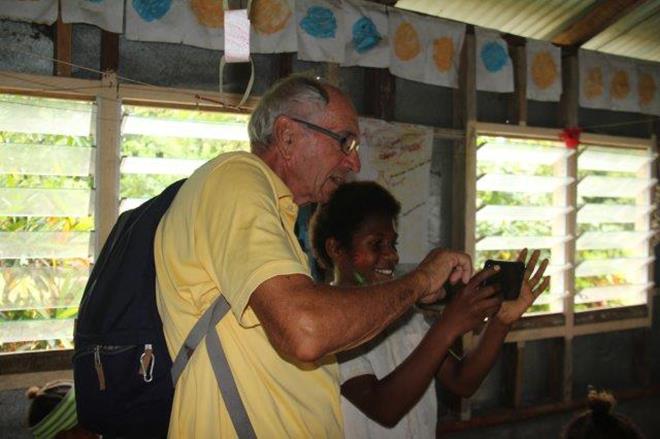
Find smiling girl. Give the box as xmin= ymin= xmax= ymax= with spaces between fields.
xmin=310 ymin=181 xmax=549 ymax=438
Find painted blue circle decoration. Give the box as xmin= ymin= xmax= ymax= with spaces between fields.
xmin=132 ymin=0 xmax=172 ymax=22
xmin=352 ymin=16 xmax=381 ymax=54
xmin=481 ymin=41 xmax=508 ymax=72
xmin=300 ymin=6 xmax=337 ymax=39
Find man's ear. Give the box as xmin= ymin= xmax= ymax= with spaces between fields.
xmin=325 ymin=237 xmax=345 ymax=262
xmin=272 ymin=115 xmax=294 ymax=160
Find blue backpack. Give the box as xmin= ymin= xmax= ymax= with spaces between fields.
xmin=73 ymin=179 xmax=255 ymax=438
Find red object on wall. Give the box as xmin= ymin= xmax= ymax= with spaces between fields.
xmin=559 ymin=127 xmax=581 ymax=149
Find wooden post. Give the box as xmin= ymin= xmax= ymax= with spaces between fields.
xmin=364 ymin=67 xmax=396 ymax=121
xmin=504 ymin=341 xmax=526 ymax=408
xmin=53 ymin=5 xmax=72 ymax=77
xmin=94 ymin=72 xmax=121 ymax=254
xmin=557 ymin=45 xmax=579 ymax=403
xmin=101 ymin=31 xmax=120 ymax=74
xmin=507 ymin=35 xmax=527 ymax=125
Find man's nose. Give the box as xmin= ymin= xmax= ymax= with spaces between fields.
xmin=345 ymin=149 xmax=361 ymax=173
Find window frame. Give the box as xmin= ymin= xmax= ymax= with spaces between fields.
xmin=465 ymin=121 xmax=657 ymax=344
xmin=0 ymin=72 xmax=254 ymax=375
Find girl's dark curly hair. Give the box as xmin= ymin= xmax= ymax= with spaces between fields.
xmin=310 ymin=181 xmax=401 ymax=270
xmin=561 ymin=388 xmax=645 ymax=439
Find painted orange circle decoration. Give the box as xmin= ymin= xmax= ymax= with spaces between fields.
xmin=638 ymin=72 xmax=656 ymax=106
xmin=251 ymin=0 xmax=292 ymax=35
xmin=191 ymin=0 xmax=224 ymax=28
xmin=393 ymin=22 xmax=421 ymax=61
xmin=585 ymin=67 xmax=603 ymax=99
xmin=531 ymin=51 xmax=557 ymax=90
xmin=610 ymin=70 xmax=630 ymax=100
xmin=432 ymin=37 xmax=453 ymax=72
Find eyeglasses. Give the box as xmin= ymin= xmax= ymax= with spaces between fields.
xmin=288 ymin=116 xmax=360 ymax=156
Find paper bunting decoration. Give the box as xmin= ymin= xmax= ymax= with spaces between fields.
xmin=296 ymin=0 xmax=345 ymax=63
xmin=526 ymin=39 xmax=561 ymax=102
xmin=637 ymin=63 xmax=660 ymax=116
xmin=388 ymin=10 xmax=464 ymax=88
xmin=608 ymin=56 xmax=638 ymax=113
xmin=0 ymin=0 xmax=57 ymax=25
xmin=579 ymin=50 xmax=610 ymax=110
xmin=358 ymin=117 xmax=433 ymax=263
xmin=341 ymin=0 xmax=388 ymax=68
xmin=126 ymin=0 xmax=224 ymax=50
xmin=250 ymin=0 xmax=296 ymax=53
xmin=475 ymin=28 xmax=514 ymax=93
xmin=61 ymin=0 xmax=124 ymax=33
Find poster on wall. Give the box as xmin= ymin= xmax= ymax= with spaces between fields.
xmin=475 ymin=27 xmax=514 ymax=93
xmin=126 ymin=0 xmax=224 ymax=50
xmin=61 ymin=0 xmax=124 ymax=33
xmin=296 ymin=0 xmax=345 ymax=63
xmin=526 ymin=39 xmax=561 ymax=102
xmin=250 ymin=0 xmax=297 ymax=53
xmin=0 ymin=0 xmax=57 ymax=25
xmin=579 ymin=49 xmax=610 ymax=110
xmin=342 ymin=0 xmax=389 ymax=68
xmin=637 ymin=62 xmax=660 ymax=116
xmin=358 ymin=118 xmax=433 ymax=264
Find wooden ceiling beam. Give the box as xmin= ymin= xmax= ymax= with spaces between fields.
xmin=552 ymin=0 xmax=648 ymax=47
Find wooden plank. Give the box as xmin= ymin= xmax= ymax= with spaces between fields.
xmin=276 ymin=53 xmax=294 ymax=79
xmin=53 ymin=7 xmax=72 ymax=77
xmin=552 ymin=0 xmax=648 ymax=47
xmin=632 ymin=328 xmax=651 ymax=386
xmin=94 ymin=72 xmax=121 ymax=253
xmin=101 ymin=31 xmax=120 ymax=74
xmin=0 ymin=350 xmax=73 ymax=375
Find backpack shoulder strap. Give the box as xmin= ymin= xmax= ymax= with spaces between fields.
xmin=171 ymin=295 xmax=256 ymax=439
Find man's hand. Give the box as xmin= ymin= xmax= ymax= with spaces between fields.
xmin=415 ymin=249 xmax=473 ymax=303
xmin=496 ymin=249 xmax=550 ymax=325
xmin=440 ymin=266 xmax=503 ymax=338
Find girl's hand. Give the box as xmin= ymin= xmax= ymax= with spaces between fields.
xmin=496 ymin=249 xmax=550 ymax=325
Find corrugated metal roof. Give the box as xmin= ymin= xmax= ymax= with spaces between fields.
xmin=395 ymin=0 xmax=660 ymax=63
xmin=395 ymin=0 xmax=597 ymax=39
xmin=582 ymin=0 xmax=660 ymax=62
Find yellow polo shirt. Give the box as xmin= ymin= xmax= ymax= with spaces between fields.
xmin=154 ymin=152 xmax=343 ymax=438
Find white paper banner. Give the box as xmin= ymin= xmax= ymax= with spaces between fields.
xmin=476 ymin=28 xmax=514 ymax=93
xmin=579 ymin=49 xmax=611 ymax=110
xmin=126 ymin=0 xmax=224 ymax=50
xmin=526 ymin=39 xmax=562 ymax=102
xmin=250 ymin=0 xmax=297 ymax=53
xmin=342 ymin=0 xmax=389 ymax=68
xmin=608 ymin=55 xmax=638 ymax=113
xmin=388 ymin=9 xmax=426 ymax=84
xmin=358 ymin=118 xmax=433 ymax=264
xmin=61 ymin=0 xmax=124 ymax=33
xmin=423 ymin=17 xmax=464 ymax=88
xmin=637 ymin=62 xmax=660 ymax=116
xmin=296 ymin=0 xmax=345 ymax=63
xmin=0 ymin=0 xmax=57 ymax=25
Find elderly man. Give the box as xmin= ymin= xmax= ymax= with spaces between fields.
xmin=155 ymin=75 xmax=473 ymax=437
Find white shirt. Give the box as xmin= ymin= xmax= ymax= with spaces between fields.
xmin=339 ymin=311 xmax=437 ymax=439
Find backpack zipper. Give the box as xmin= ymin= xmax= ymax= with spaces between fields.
xmin=94 ymin=345 xmax=107 ymax=391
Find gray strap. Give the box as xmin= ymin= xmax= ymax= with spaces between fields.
xmin=171 ymin=295 xmax=256 ymax=438
xmin=171 ymin=295 xmax=230 ymax=385
xmin=206 ymin=323 xmax=257 ymax=439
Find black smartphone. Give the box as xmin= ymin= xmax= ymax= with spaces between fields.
xmin=482 ymin=260 xmax=525 ymax=301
